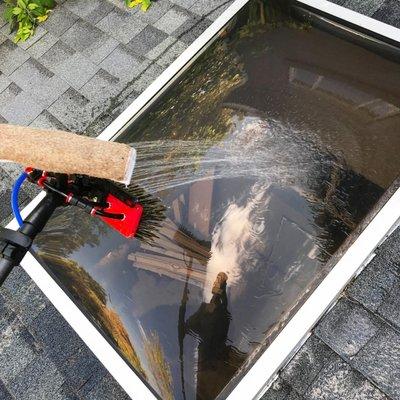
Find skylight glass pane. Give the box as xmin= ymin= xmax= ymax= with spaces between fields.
xmin=32 ymin=1 xmax=400 ymax=399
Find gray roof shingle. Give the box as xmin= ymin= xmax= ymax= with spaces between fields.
xmin=263 ymin=225 xmax=400 ymax=400
xmin=0 ymin=0 xmax=399 ymax=399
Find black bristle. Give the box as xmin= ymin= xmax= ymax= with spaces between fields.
xmin=112 ymin=181 xmax=167 ymax=242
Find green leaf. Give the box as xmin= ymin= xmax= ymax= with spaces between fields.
xmin=141 ymin=0 xmax=151 ymax=11
xmin=126 ymin=0 xmax=151 ymax=10
xmin=3 ymin=7 xmax=14 ymax=22
xmin=38 ymin=0 xmax=56 ymax=8
xmin=3 ymin=0 xmax=56 ymax=42
xmin=17 ymin=0 xmax=27 ymax=9
xmin=36 ymin=11 xmax=49 ymax=22
xmin=126 ymin=0 xmax=138 ymax=8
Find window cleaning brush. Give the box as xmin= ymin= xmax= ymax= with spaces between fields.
xmin=0 ymin=124 xmax=165 ymax=240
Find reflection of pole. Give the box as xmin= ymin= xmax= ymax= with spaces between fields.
xmin=178 ymin=252 xmax=193 ymax=400
xmin=128 ymin=218 xmax=211 ymax=288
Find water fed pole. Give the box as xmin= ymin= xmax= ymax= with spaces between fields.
xmin=0 ymin=191 xmax=62 ymax=285
xmin=0 ymin=124 xmax=157 ymax=285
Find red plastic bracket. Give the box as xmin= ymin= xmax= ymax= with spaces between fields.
xmin=98 ymin=194 xmax=143 ymax=238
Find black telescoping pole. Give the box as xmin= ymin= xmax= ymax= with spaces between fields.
xmin=0 ymin=192 xmax=62 ymax=285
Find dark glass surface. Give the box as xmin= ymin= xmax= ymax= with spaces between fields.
xmin=33 ymin=2 xmax=400 ymax=399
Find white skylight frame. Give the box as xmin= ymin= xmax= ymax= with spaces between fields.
xmin=6 ymin=1 xmax=400 ymax=399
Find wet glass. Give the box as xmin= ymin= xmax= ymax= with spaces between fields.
xmin=32 ymin=1 xmax=400 ymax=399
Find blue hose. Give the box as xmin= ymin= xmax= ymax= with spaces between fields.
xmin=11 ymin=172 xmax=28 ymax=227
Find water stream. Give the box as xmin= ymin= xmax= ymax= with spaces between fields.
xmin=129 ymin=116 xmax=342 ymax=195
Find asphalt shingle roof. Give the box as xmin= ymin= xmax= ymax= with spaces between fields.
xmin=330 ymin=0 xmax=400 ymax=28
xmin=263 ymin=228 xmax=400 ymax=400
xmin=0 ymin=0 xmax=398 ymax=399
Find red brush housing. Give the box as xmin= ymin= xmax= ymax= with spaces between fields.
xmin=99 ymin=194 xmax=143 ymax=238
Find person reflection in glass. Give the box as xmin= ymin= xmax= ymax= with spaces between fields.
xmin=186 ymin=272 xmax=230 ymax=367
xmin=179 ymin=268 xmax=243 ymax=400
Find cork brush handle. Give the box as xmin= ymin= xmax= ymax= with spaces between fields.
xmin=0 ymin=124 xmax=136 ymax=184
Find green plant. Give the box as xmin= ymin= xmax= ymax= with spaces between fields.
xmin=3 ymin=0 xmax=55 ymax=42
xmin=125 ymin=0 xmax=151 ymax=12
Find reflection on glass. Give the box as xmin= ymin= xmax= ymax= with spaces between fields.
xmin=33 ymin=1 xmax=400 ymax=399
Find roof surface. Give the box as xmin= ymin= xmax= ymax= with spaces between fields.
xmin=330 ymin=0 xmax=400 ymax=28
xmin=262 ymin=227 xmax=400 ymax=400
xmin=0 ymin=0 xmax=399 ymax=399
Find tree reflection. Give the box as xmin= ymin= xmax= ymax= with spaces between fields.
xmin=129 ymin=40 xmax=245 ymax=148
xmin=34 ymin=208 xmax=107 ymax=257
xmin=36 ymin=252 xmax=147 ymax=379
xmin=142 ymin=330 xmax=174 ymax=400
